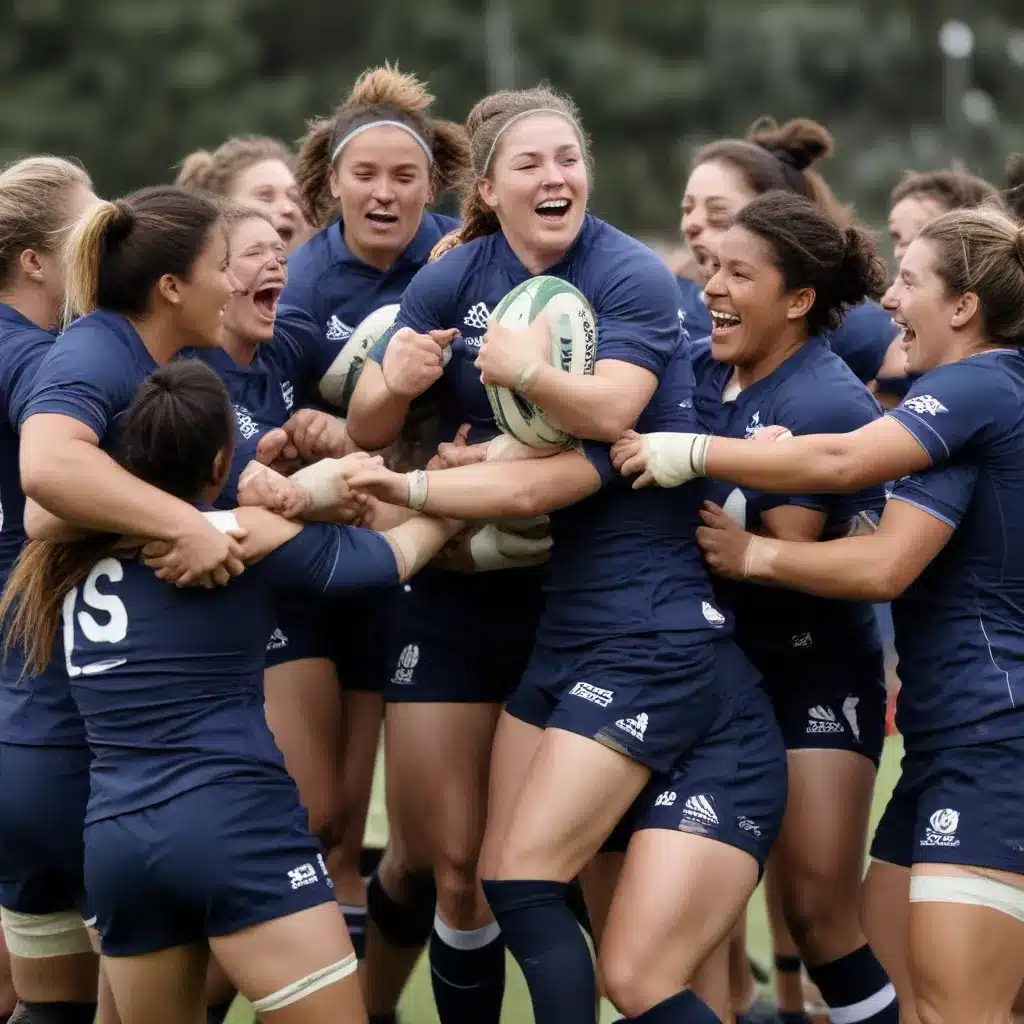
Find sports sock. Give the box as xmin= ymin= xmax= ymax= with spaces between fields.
xmin=206 ymin=1000 xmax=234 ymax=1024
xmin=428 ymin=915 xmax=505 ymax=1024
xmin=9 ymin=1004 xmax=97 ymax=1024
xmin=626 ymin=989 xmax=720 ymax=1022
xmin=806 ymin=944 xmax=897 ymax=1023
xmin=365 ymin=868 xmax=435 ymax=949
xmin=482 ymin=878 xmax=594 ymax=1024
xmin=340 ymin=903 xmax=368 ymax=961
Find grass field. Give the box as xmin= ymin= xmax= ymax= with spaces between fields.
xmin=226 ymin=736 xmax=904 ymax=1023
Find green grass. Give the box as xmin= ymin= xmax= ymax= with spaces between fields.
xmin=228 ymin=737 xmax=903 ymax=1023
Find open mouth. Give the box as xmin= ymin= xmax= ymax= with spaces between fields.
xmin=252 ymin=284 xmax=282 ymax=321
xmin=892 ymin=317 xmax=915 ymax=348
xmin=536 ymin=198 xmax=571 ymax=223
xmin=276 ymin=222 xmax=295 ymax=245
xmin=710 ymin=309 xmax=742 ymax=335
xmin=366 ymin=211 xmax=399 ymax=229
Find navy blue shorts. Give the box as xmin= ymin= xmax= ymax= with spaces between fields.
xmin=0 ymin=742 xmax=91 ymax=917
xmin=266 ymin=592 xmax=394 ymax=693
xmin=86 ymin=780 xmax=335 ymax=956
xmin=507 ymin=633 xmax=729 ymax=773
xmin=385 ymin=568 xmax=544 ymax=704
xmin=752 ymin=648 xmax=887 ymax=766
xmin=870 ymin=738 xmax=1024 ymax=874
xmin=606 ymin=643 xmax=788 ymax=873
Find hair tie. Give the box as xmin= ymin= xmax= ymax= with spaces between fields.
xmin=480 ymin=109 xmax=581 ymax=176
xmin=754 ymin=142 xmax=807 ymax=192
xmin=330 ymin=121 xmax=434 ymax=166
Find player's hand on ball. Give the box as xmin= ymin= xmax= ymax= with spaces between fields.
xmin=475 ymin=317 xmax=549 ymax=389
xmin=381 ymin=327 xmax=456 ymax=399
xmin=696 ymin=501 xmax=754 ymax=580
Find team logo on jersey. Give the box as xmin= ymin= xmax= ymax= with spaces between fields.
xmin=841 ymin=695 xmax=862 ymax=742
xmin=614 ymin=712 xmax=648 ymax=741
xmin=287 ymin=862 xmax=319 ymax=889
xmin=680 ymin=794 xmax=719 ymax=828
xmin=463 ymin=302 xmax=490 ymax=330
xmin=281 ymin=379 xmax=295 ymax=412
xmin=806 ymin=705 xmax=844 ymax=734
xmin=922 ymin=808 xmax=960 ymax=847
xmin=790 ymin=632 xmax=813 ymax=648
xmin=266 ymin=628 xmax=288 ymax=651
xmin=233 ymin=405 xmax=260 ymax=441
xmin=902 ymin=394 xmax=948 ymax=416
xmin=702 ymin=601 xmax=726 ymax=627
xmin=677 ymin=308 xmax=689 ymax=342
xmin=391 ymin=644 xmax=419 ymax=685
xmin=326 ymin=315 xmax=354 ymax=342
xmin=569 ymin=682 xmax=614 ymax=707
xmin=678 ymin=398 xmax=693 ymax=409
xmin=744 ymin=412 xmax=762 ymax=438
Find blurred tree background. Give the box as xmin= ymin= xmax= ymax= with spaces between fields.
xmin=1 ymin=0 xmax=1022 ymax=240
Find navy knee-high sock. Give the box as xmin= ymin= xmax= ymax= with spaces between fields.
xmin=482 ymin=878 xmax=595 ymax=1024
xmin=626 ymin=990 xmax=720 ymax=1022
xmin=806 ymin=944 xmax=898 ymax=1023
xmin=428 ymin=915 xmax=505 ymax=1024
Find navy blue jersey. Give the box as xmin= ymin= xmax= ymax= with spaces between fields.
xmin=66 ymin=518 xmax=398 ymax=824
xmin=190 ymin=306 xmax=334 ymax=506
xmin=21 ymin=311 xmax=159 ymax=455
xmin=885 ymin=351 xmax=1024 ymax=747
xmin=0 ymin=305 xmax=83 ymax=747
xmin=676 ymin=282 xmax=895 ymax=385
xmin=535 ymin=340 xmax=728 ymax=646
xmin=694 ymin=338 xmax=884 ymax=661
xmin=282 ymin=213 xmax=458 ymax=353
xmin=370 ymin=215 xmax=683 ymax=445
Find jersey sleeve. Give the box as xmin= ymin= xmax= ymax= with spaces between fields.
xmin=761 ymin=382 xmax=880 ymax=514
xmin=273 ymin=304 xmax=335 ymax=391
xmin=20 ymin=333 xmax=138 ymax=440
xmin=368 ymin=258 xmax=455 ymax=364
xmin=592 ymin=252 xmax=682 ymax=376
xmin=887 ymin=361 xmax=1016 ymax=464
xmin=827 ymin=300 xmax=898 ymax=383
xmin=1 ymin=335 xmax=52 ymax=429
xmin=262 ymin=521 xmax=400 ymax=595
xmin=887 ymin=464 xmax=977 ymax=529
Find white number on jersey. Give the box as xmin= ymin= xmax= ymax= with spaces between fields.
xmin=62 ymin=557 xmax=129 ymax=676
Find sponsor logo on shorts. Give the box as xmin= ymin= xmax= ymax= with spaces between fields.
xmin=288 ymin=862 xmax=319 ymax=890
xmin=790 ymin=632 xmax=813 ymax=648
xmin=737 ymin=816 xmax=762 ymax=837
xmin=921 ymin=808 xmax=960 ymax=848
xmin=326 ymin=315 xmax=353 ymax=342
xmin=266 ymin=628 xmax=288 ymax=652
xmin=317 ymin=853 xmax=334 ymax=888
xmin=569 ymin=682 xmax=614 ymax=708
xmin=841 ymin=695 xmax=862 ymax=742
xmin=614 ymin=712 xmax=648 ymax=742
xmin=806 ymin=705 xmax=844 ymax=735
xmin=654 ymin=790 xmax=677 ymax=808
xmin=702 ymin=601 xmax=726 ymax=627
xmin=391 ymin=644 xmax=419 ymax=686
xmin=681 ymin=794 xmax=719 ymax=828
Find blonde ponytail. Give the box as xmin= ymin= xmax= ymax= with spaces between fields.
xmin=62 ymin=200 xmax=120 ymax=321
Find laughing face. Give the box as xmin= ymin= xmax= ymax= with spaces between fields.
xmin=681 ymin=159 xmax=758 ymax=284
xmin=478 ymin=112 xmax=589 ymax=272
xmin=229 ymin=158 xmax=306 ymax=252
xmin=882 ymin=237 xmax=967 ymax=375
xmin=331 ymin=125 xmax=433 ymax=269
xmin=222 ymin=215 xmax=287 ymax=344
xmin=703 ymin=224 xmax=814 ymax=368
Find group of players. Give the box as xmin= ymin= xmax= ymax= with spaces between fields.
xmin=0 ymin=60 xmax=1021 ymax=1024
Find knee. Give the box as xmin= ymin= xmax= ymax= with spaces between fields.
xmin=435 ymin=847 xmax=486 ymax=921
xmin=598 ymin=951 xmax=656 ymax=1020
xmin=782 ymin=873 xmax=860 ymax=955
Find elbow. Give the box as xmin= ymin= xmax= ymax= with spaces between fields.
xmin=819 ymin=450 xmax=866 ymax=494
xmin=20 ymin=450 xmax=56 ymax=505
xmin=505 ymin=479 xmax=548 ymax=519
xmin=872 ymin=566 xmax=912 ymax=603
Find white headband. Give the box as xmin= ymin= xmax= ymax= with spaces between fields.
xmin=331 ymin=121 xmax=434 ymax=166
xmin=481 ymin=109 xmax=580 ymax=175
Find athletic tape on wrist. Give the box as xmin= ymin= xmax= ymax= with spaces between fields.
xmin=514 ymin=360 xmax=541 ymax=395
xmin=406 ymin=470 xmax=429 ymax=511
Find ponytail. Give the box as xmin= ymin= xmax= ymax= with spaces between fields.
xmin=62 ymin=199 xmax=121 ymax=321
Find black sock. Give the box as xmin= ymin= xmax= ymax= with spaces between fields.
xmin=368 ymin=1016 xmax=397 ymax=1024
xmin=428 ymin=915 xmax=505 ymax=1024
xmin=627 ymin=990 xmax=720 ymax=1021
xmin=341 ymin=903 xmax=368 ymax=961
xmin=482 ymin=878 xmax=594 ymax=1024
xmin=206 ymin=999 xmax=235 ymax=1024
xmin=778 ymin=1014 xmax=810 ymax=1024
xmin=807 ymin=944 xmax=897 ymax=1023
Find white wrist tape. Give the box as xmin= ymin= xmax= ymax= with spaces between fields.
xmin=642 ymin=432 xmax=711 ymax=487
xmin=201 ymin=511 xmax=241 ymax=534
xmin=470 ymin=523 xmax=553 ymax=571
xmin=742 ymin=536 xmax=780 ymax=580
xmin=407 ymin=469 xmax=429 ymax=511
xmin=290 ymin=458 xmax=347 ymax=511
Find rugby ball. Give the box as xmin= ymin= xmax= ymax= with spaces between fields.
xmin=485 ymin=276 xmax=597 ymax=449
xmin=319 ymin=303 xmax=401 ymax=414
